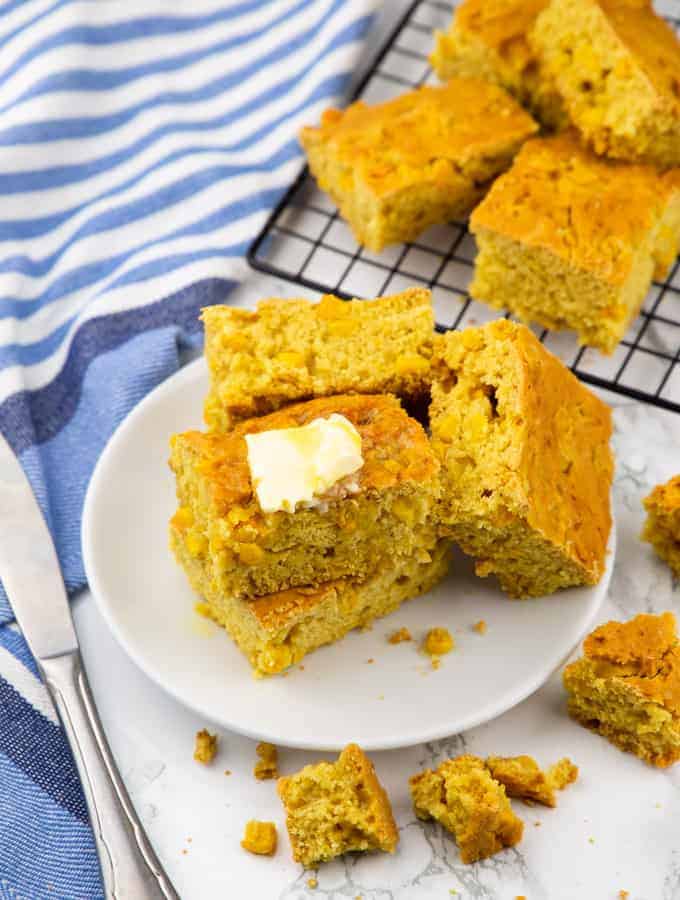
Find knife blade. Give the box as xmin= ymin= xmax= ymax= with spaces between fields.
xmin=0 ymin=433 xmax=77 ymax=660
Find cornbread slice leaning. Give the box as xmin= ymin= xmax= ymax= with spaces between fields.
xmin=410 ymin=755 xmax=524 ymax=864
xmin=300 ymin=79 xmax=537 ymax=252
xmin=202 ymin=289 xmax=434 ymax=431
xmin=171 ymin=517 xmax=450 ymax=676
xmin=430 ymin=320 xmax=613 ymax=598
xmin=564 ymin=612 xmax=680 ymax=767
xmin=531 ymin=0 xmax=680 ymax=166
xmin=278 ymin=744 xmax=399 ymax=866
xmin=430 ymin=0 xmax=568 ymax=131
xmin=469 ymin=133 xmax=680 ymax=353
xmin=170 ymin=394 xmax=441 ymax=600
xmin=642 ymin=475 xmax=680 ymax=578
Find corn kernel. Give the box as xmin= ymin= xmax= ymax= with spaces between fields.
xmin=423 ymin=627 xmax=454 ymax=656
xmin=275 ymin=350 xmax=305 ymax=367
xmin=241 ymin=820 xmax=277 ymax=856
xmin=171 ymin=506 xmax=193 ymax=529
xmin=236 ymin=542 xmax=264 ymax=565
xmin=186 ymin=532 xmax=208 ymax=558
xmin=327 ymin=319 xmax=360 ymax=337
xmin=258 ymin=644 xmax=293 ymax=674
xmin=394 ymin=353 xmax=430 ymax=376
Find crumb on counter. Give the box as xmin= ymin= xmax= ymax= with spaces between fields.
xmin=241 ymin=821 xmax=277 ymax=856
xmin=618 ymin=891 xmax=629 ymax=900
xmin=388 ymin=627 xmax=413 ymax=644
xmin=473 ymin=620 xmax=487 ymax=634
xmin=431 ymin=658 xmax=441 ymax=671
xmin=486 ymin=755 xmax=578 ymax=808
xmin=366 ymin=658 xmax=375 ymax=664
xmin=224 ymin=769 xmax=232 ymax=776
xmin=193 ymin=729 xmax=218 ymax=765
xmin=423 ymin=627 xmax=454 ymax=657
xmin=254 ymin=742 xmax=279 ymax=781
xmin=307 ymin=877 xmax=318 ymax=889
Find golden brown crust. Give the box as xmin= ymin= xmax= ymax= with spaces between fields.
xmin=642 ymin=476 xmax=680 ymax=577
xmin=583 ymin=611 xmax=677 ymax=676
xmin=470 ymin=133 xmax=679 ymax=285
xmin=455 ymin=0 xmax=549 ymax=50
xmin=172 ymin=394 xmax=438 ymax=513
xmin=300 ymin=79 xmax=537 ymax=198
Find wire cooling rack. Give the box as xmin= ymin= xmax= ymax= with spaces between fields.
xmin=248 ymin=0 xmax=680 ymax=413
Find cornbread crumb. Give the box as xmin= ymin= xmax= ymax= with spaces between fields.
xmin=473 ymin=620 xmax=487 ymax=634
xmin=431 ymin=658 xmax=441 ymax=671
xmin=277 ymin=743 xmax=398 ymax=866
xmin=224 ymin=770 xmax=231 ymax=776
xmin=423 ymin=627 xmax=454 ymax=656
xmin=366 ymin=658 xmax=375 ymax=664
xmin=241 ymin=820 xmax=277 ymax=856
xmin=469 ymin=133 xmax=680 ymax=353
xmin=486 ymin=755 xmax=578 ymax=807
xmin=254 ymin=742 xmax=279 ymax=781
xmin=300 ymin=80 xmax=536 ymax=252
xmin=307 ymin=878 xmax=318 ymax=889
xmin=388 ymin=627 xmax=413 ymax=644
xmin=202 ymin=289 xmax=436 ymax=430
xmin=642 ymin=476 xmax=680 ymax=578
xmin=410 ymin=754 xmax=523 ymax=864
xmin=430 ymin=319 xmax=613 ymax=598
xmin=193 ymin=729 xmax=218 ymax=765
xmin=564 ymin=612 xmax=680 ymax=766
xmin=619 ymin=891 xmax=629 ymax=900
xmin=588 ymin=837 xmax=595 ymax=844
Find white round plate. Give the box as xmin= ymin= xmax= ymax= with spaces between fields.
xmin=82 ymin=358 xmax=615 ymax=751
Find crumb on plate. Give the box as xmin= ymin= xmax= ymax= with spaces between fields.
xmin=388 ymin=627 xmax=413 ymax=644
xmin=423 ymin=627 xmax=454 ymax=656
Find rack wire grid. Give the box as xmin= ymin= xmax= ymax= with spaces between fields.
xmin=248 ymin=0 xmax=680 ymax=414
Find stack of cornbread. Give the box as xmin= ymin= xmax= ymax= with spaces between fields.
xmin=169 ymin=288 xmax=614 ymax=676
xmin=300 ymin=0 xmax=680 ymax=354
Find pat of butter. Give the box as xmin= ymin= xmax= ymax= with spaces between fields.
xmin=245 ymin=413 xmax=363 ymax=513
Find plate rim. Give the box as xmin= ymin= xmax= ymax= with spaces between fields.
xmin=82 ymin=357 xmax=616 ymax=751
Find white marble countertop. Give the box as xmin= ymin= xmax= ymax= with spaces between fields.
xmin=73 ymin=269 xmax=680 ymax=900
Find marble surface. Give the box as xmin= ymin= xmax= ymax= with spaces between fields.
xmin=73 ymin=269 xmax=680 ymax=900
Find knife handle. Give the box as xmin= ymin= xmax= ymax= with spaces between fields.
xmin=40 ymin=651 xmax=179 ymax=900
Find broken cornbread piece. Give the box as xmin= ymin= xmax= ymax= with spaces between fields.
xmin=469 ymin=133 xmax=680 ymax=353
xmin=254 ymin=742 xmax=279 ymax=781
xmin=564 ymin=612 xmax=680 ymax=766
xmin=430 ymin=0 xmax=567 ymax=130
xmin=241 ymin=820 xmax=277 ymax=856
xmin=430 ymin=319 xmax=613 ymax=598
xmin=193 ymin=729 xmax=218 ymax=764
xmin=300 ymin=79 xmax=537 ymax=252
xmin=642 ymin=475 xmax=680 ymax=578
xmin=277 ymin=743 xmax=398 ymax=867
xmin=423 ymin=627 xmax=455 ymax=656
xmin=388 ymin=627 xmax=413 ymax=644
xmin=486 ymin=755 xmax=578 ymax=807
xmin=410 ymin=755 xmax=523 ymax=864
xmin=172 ymin=516 xmax=450 ymax=676
xmin=170 ymin=394 xmax=441 ymax=600
xmin=202 ymin=289 xmax=435 ymax=431
xmin=531 ymin=0 xmax=680 ymax=166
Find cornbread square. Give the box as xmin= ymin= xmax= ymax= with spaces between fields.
xmin=277 ymin=743 xmax=398 ymax=866
xmin=172 ymin=517 xmax=450 ymax=676
xmin=486 ymin=755 xmax=578 ymax=807
xmin=410 ymin=755 xmax=523 ymax=864
xmin=430 ymin=0 xmax=567 ymax=130
xmin=564 ymin=612 xmax=680 ymax=766
xmin=202 ymin=289 xmax=434 ymax=431
xmin=469 ymin=133 xmax=680 ymax=353
xmin=642 ymin=475 xmax=680 ymax=577
xmin=170 ymin=394 xmax=441 ymax=600
xmin=531 ymin=0 xmax=680 ymax=166
xmin=430 ymin=320 xmax=613 ymax=598
xmin=300 ymin=79 xmax=537 ymax=252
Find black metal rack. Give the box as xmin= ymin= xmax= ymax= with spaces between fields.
xmin=248 ymin=0 xmax=680 ymax=413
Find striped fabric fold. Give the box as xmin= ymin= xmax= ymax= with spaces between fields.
xmin=0 ymin=2 xmax=375 ymax=895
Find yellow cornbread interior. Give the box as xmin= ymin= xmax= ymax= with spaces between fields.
xmin=410 ymin=755 xmax=523 ymax=864
xmin=485 ymin=755 xmax=578 ymax=807
xmin=241 ymin=820 xmax=277 ymax=856
xmin=642 ymin=476 xmax=680 ymax=578
xmin=202 ymin=289 xmax=434 ymax=431
xmin=300 ymin=79 xmax=537 ymax=252
xmin=564 ymin=612 xmax=680 ymax=767
xmin=170 ymin=395 xmax=441 ymax=600
xmin=430 ymin=320 xmax=613 ymax=598
xmin=430 ymin=0 xmax=567 ymax=130
xmin=277 ymin=744 xmax=399 ymax=867
xmin=531 ymin=0 xmax=680 ymax=166
xmin=171 ymin=521 xmax=450 ymax=676
xmin=469 ymin=134 xmax=680 ymax=354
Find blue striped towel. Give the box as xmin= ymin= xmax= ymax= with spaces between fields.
xmin=0 ymin=2 xmax=374 ymax=894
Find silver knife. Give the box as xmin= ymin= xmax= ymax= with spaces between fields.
xmin=0 ymin=434 xmax=179 ymax=900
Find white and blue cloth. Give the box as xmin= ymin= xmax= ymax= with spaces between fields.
xmin=0 ymin=2 xmax=374 ymax=895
